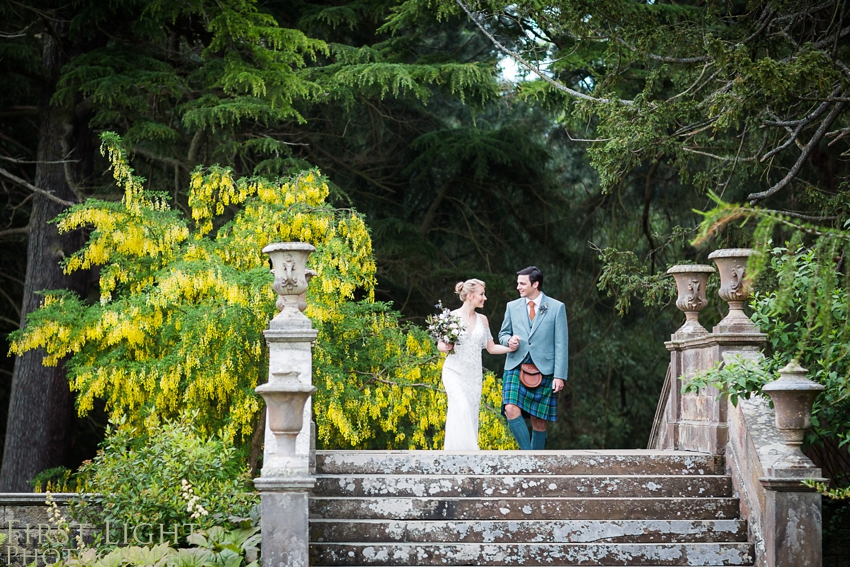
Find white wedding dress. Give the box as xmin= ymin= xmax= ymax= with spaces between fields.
xmin=442 ymin=312 xmax=491 ymax=450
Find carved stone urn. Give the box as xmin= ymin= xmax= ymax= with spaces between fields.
xmin=667 ymin=264 xmax=716 ymax=338
xmin=255 ymin=367 xmax=316 ymax=474
xmin=708 ymin=248 xmax=757 ymax=332
xmin=263 ymin=242 xmax=315 ymax=328
xmin=298 ymin=269 xmax=317 ymax=313
xmin=762 ymin=360 xmax=825 ymax=474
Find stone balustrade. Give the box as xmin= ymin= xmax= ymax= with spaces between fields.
xmin=652 ymin=248 xmax=825 ymax=567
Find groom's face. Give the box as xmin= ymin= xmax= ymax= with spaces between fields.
xmin=516 ymin=275 xmax=539 ymax=298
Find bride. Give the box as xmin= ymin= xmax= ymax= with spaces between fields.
xmin=437 ymin=279 xmax=517 ymax=450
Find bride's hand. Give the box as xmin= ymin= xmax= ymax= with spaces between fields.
xmin=508 ymin=341 xmax=518 ymax=352
xmin=438 ymin=340 xmax=454 ymax=353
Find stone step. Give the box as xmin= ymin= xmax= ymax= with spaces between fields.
xmin=315 ymin=451 xmax=722 ymax=476
xmin=309 ymin=542 xmax=755 ymax=566
xmin=314 ymin=475 xmax=733 ymax=498
xmin=311 ymin=519 xmax=748 ymax=544
xmin=310 ymin=497 xmax=741 ymax=521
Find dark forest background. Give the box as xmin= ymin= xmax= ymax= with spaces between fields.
xmin=3 ymin=0 xmax=850 ymax=491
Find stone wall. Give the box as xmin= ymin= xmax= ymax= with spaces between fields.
xmin=0 ymin=493 xmax=76 ymax=566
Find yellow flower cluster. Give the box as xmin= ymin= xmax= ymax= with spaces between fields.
xmin=14 ymin=134 xmax=522 ymax=450
xmin=14 ymin=133 xmax=503 ymax=450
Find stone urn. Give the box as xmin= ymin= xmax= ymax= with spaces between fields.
xmin=762 ymin=360 xmax=825 ymax=474
xmin=256 ymin=366 xmax=316 ymax=474
xmin=263 ymin=242 xmax=315 ymax=328
xmin=708 ymin=248 xmax=757 ymax=332
xmin=667 ymin=264 xmax=716 ymax=338
xmin=298 ymin=269 xmax=317 ymax=313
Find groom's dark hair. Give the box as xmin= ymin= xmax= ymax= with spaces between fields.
xmin=517 ymin=266 xmax=543 ymax=290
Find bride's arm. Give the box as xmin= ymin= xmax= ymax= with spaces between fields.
xmin=486 ymin=339 xmax=515 ymax=355
xmin=483 ymin=315 xmax=517 ymax=354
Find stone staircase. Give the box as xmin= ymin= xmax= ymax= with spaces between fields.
xmin=309 ymin=450 xmax=754 ymax=566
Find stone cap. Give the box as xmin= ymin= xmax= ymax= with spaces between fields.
xmin=254 ymin=476 xmax=316 ymax=492
xmin=763 ymin=360 xmax=825 ymax=392
xmin=262 ymin=242 xmax=316 ymax=254
xmin=708 ymin=248 xmax=755 ymax=259
xmin=666 ymin=264 xmax=716 ymax=274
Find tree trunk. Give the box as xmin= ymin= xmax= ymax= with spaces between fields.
xmin=0 ymin=27 xmax=88 ymax=491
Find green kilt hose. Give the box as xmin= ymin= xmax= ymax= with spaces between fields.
xmin=501 ymin=364 xmax=558 ymax=422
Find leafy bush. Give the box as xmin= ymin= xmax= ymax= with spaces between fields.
xmin=60 ymin=525 xmax=260 ymax=567
xmin=72 ymin=417 xmax=257 ymax=534
xmin=682 ymin=356 xmax=771 ymax=407
xmin=31 ymin=466 xmax=76 ymax=492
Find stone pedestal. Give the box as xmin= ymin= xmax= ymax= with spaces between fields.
xmin=254 ymin=477 xmax=315 ymax=567
xmin=759 ymin=479 xmax=822 ymax=567
xmin=262 ymin=329 xmax=318 ymax=474
xmin=758 ymin=361 xmax=826 ymax=567
xmin=254 ymin=242 xmax=318 ymax=567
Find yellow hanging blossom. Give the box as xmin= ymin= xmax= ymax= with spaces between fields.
xmin=9 ymin=132 xmax=513 ymax=450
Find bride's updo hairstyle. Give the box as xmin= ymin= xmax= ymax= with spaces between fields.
xmin=455 ymin=278 xmax=486 ymax=302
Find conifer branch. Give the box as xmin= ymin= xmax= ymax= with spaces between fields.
xmin=615 ymin=38 xmax=711 ymax=64
xmin=133 ymin=146 xmax=191 ymax=173
xmin=760 ymin=90 xmax=840 ymax=161
xmin=0 ymin=165 xmax=76 ymax=207
xmin=0 ymin=155 xmax=76 ymax=165
xmin=0 ymin=227 xmax=29 ymax=238
xmin=453 ymin=0 xmax=632 ymax=106
xmin=749 ymin=101 xmax=845 ymax=202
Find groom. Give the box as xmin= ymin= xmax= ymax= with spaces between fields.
xmin=498 ymin=266 xmax=568 ymax=450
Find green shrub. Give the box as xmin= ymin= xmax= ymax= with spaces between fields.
xmin=72 ymin=416 xmax=258 ymax=536
xmin=31 ymin=466 xmax=76 ymax=492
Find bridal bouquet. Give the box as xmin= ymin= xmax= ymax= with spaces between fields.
xmin=426 ymin=301 xmax=462 ymax=353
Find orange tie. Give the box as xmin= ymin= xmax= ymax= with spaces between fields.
xmin=529 ymin=301 xmax=536 ymax=322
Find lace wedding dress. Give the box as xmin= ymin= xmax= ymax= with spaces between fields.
xmin=442 ymin=312 xmax=491 ymax=450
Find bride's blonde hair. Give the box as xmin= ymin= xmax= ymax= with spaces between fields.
xmin=454 ymin=279 xmax=485 ymax=302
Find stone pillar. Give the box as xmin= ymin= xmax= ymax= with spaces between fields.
xmin=254 ymin=242 xmax=318 ymax=567
xmin=760 ymin=361 xmax=826 ymax=567
xmin=663 ymin=265 xmax=715 ymax=449
xmin=663 ymin=251 xmax=766 ymax=454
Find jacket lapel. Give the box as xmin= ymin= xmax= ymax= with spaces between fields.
xmin=515 ymin=299 xmax=531 ymax=335
xmin=528 ymin=293 xmax=547 ymax=338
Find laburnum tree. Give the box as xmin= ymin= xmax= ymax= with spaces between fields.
xmin=9 ymin=135 xmax=516 ymax=471
xmin=0 ymin=0 xmax=507 ymax=489
xmin=0 ymin=0 xmax=328 ymax=491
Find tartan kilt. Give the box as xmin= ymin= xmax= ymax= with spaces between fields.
xmin=501 ymin=365 xmax=558 ymax=422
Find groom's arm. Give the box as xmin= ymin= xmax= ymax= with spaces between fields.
xmin=553 ymin=302 xmax=569 ymax=380
xmin=498 ymin=304 xmax=514 ymax=346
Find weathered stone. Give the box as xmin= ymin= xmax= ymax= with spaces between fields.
xmin=310 ymin=496 xmax=741 ymax=521
xmin=310 ymin=451 xmax=751 ymax=566
xmin=314 ymin=474 xmax=732 ymax=499
xmin=311 ymin=519 xmax=748 ymax=544
xmin=316 ymin=451 xmax=723 ymax=476
xmin=256 ymin=242 xmax=319 ymax=567
xmin=310 ymin=541 xmax=755 ymax=566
